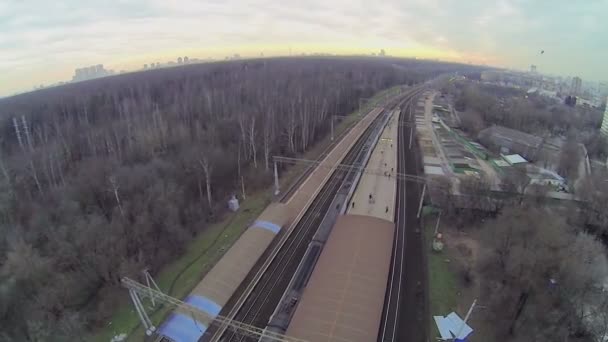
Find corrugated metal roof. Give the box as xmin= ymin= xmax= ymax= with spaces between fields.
xmin=503 ymin=154 xmax=527 ymax=164
xmin=478 ymin=125 xmax=543 ymax=148
xmin=286 ymin=214 xmax=394 ymax=342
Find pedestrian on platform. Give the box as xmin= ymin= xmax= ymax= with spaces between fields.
xmin=352 ymin=202 xmax=355 ymax=208
xmin=386 ymin=206 xmax=389 ymax=213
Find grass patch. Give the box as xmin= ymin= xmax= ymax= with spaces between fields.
xmin=91 ymin=86 xmax=401 ymax=342
xmin=425 ymin=215 xmax=458 ymax=337
xmin=92 ymin=193 xmax=270 ymax=342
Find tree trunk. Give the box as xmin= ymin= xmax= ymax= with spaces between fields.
xmin=199 ymin=158 xmax=212 ymax=209
xmin=249 ymin=116 xmax=257 ymax=168
xmin=263 ymin=117 xmax=271 ymax=171
xmin=509 ymin=291 xmax=529 ymax=335
xmin=30 ymin=159 xmax=43 ymax=196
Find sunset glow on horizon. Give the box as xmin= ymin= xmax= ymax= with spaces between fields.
xmin=1 ymin=0 xmax=606 ymax=96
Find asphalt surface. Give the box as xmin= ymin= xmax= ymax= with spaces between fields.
xmin=379 ymin=89 xmax=429 ymax=342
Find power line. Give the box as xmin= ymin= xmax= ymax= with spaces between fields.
xmin=121 ymin=277 xmax=308 ymax=342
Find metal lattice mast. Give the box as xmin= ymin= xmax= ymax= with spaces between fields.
xmin=121 ymin=277 xmax=308 ymax=342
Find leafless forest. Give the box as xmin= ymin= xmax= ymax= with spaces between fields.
xmin=0 ymin=57 xmax=479 ymax=339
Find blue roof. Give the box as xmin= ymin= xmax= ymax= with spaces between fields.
xmin=158 ymin=313 xmax=206 ymax=342
xmin=185 ymin=295 xmax=222 ymax=318
xmin=250 ymin=220 xmax=281 ymax=234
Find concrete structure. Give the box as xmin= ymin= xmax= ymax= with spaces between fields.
xmin=502 ymin=154 xmax=527 ymax=165
xmin=571 ymin=76 xmax=582 ymax=96
xmin=601 ymin=96 xmax=608 ymax=137
xmin=158 ymin=107 xmax=387 ymax=342
xmin=72 ymin=64 xmax=111 ymax=82
xmin=348 ymin=110 xmax=398 ymax=221
xmin=478 ymin=125 xmax=543 ymax=161
xmin=530 ymin=65 xmax=537 ymax=73
xmin=286 ymin=214 xmax=394 ymax=342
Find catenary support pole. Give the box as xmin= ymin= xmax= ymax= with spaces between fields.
xmin=454 ymin=299 xmax=477 ymax=340
xmin=417 ymin=183 xmax=426 ymax=218
xmin=273 ymin=160 xmax=280 ymax=195
xmin=434 ymin=210 xmax=442 ymax=235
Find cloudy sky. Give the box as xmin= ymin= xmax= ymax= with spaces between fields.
xmin=1 ymin=0 xmax=607 ymax=96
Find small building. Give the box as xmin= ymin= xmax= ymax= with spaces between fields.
xmin=227 ymin=195 xmax=239 ymax=212
xmin=502 ymin=154 xmax=527 ymax=166
xmin=478 ymin=125 xmax=543 ymax=161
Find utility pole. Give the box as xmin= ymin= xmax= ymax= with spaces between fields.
xmin=142 ymin=269 xmax=161 ymax=307
xmin=129 ymin=289 xmax=156 ymax=335
xmin=330 ymin=115 xmax=348 ymax=141
xmin=417 ymin=183 xmax=426 ymax=218
xmin=434 ymin=210 xmax=442 ymax=235
xmin=241 ymin=176 xmax=246 ymax=200
xmin=409 ymin=127 xmax=413 ymax=149
xmin=273 ymin=160 xmax=280 ymax=196
xmin=454 ymin=299 xmax=477 ymax=341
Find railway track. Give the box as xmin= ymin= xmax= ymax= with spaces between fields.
xmin=277 ymin=115 xmax=358 ymax=203
xmin=278 ymin=90 xmax=408 ymax=204
xmin=379 ymin=88 xmax=428 ymax=342
xmin=221 ymin=112 xmax=384 ymax=342
xmin=206 ymin=91 xmax=415 ymax=342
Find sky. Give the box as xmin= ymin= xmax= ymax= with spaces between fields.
xmin=1 ymin=0 xmax=607 ymax=97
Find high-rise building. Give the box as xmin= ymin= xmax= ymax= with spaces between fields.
xmin=72 ymin=64 xmax=110 ymax=81
xmin=571 ymin=76 xmax=582 ymax=96
xmin=530 ymin=65 xmax=537 ymax=73
xmin=601 ymin=97 xmax=608 ymax=137
xmin=178 ymin=57 xmax=183 ymax=64
xmin=183 ymin=56 xmax=189 ymax=64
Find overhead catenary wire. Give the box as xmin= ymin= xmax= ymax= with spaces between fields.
xmin=121 ymin=277 xmax=308 ymax=342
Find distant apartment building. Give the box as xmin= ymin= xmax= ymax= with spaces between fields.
xmin=530 ymin=64 xmax=537 ymax=73
xmin=571 ymin=76 xmax=582 ymax=96
xmin=601 ymin=97 xmax=608 ymax=137
xmin=72 ymin=64 xmax=111 ymax=82
xmin=480 ymin=71 xmax=501 ymax=82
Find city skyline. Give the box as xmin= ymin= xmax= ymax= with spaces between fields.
xmin=1 ymin=0 xmax=607 ymax=97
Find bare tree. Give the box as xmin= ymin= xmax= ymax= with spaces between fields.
xmin=249 ymin=115 xmax=257 ymax=168
xmin=558 ymin=138 xmax=581 ymax=182
xmin=479 ymin=206 xmax=608 ymax=341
